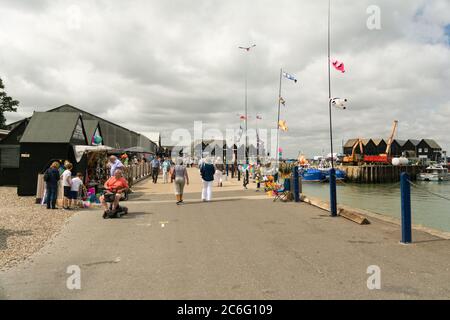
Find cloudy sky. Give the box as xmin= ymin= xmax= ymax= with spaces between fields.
xmin=1 ymin=0 xmax=449 ymax=157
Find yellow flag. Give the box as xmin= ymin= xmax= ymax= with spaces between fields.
xmin=278 ymin=120 xmax=288 ymax=132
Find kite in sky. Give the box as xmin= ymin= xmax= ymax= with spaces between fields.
xmin=238 ymin=44 xmax=256 ymax=51
xmin=332 ymin=59 xmax=345 ymax=73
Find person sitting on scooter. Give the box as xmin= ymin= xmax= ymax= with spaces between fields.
xmin=100 ymin=169 xmax=129 ymax=215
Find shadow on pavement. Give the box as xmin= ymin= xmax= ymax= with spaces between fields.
xmin=0 ymin=229 xmax=33 ymax=250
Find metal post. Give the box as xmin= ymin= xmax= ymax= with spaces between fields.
xmin=293 ymin=166 xmax=300 ymax=202
xmin=327 ymin=0 xmax=337 ymax=217
xmin=400 ymin=172 xmax=412 ymax=244
xmin=329 ymin=168 xmax=337 ymax=216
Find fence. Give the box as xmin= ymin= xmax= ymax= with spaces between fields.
xmin=400 ymin=172 xmax=450 ymax=244
xmin=124 ymin=162 xmax=152 ymax=184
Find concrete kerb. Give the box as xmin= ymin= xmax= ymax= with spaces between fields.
xmin=300 ymin=194 xmax=450 ymax=240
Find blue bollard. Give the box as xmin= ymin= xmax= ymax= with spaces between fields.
xmin=293 ymin=166 xmax=300 ymax=202
xmin=400 ymin=172 xmax=412 ymax=244
xmin=329 ymin=168 xmax=337 ymax=217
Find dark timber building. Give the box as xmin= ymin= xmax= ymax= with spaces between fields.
xmin=0 ymin=104 xmax=158 ymax=195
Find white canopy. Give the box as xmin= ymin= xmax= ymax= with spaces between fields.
xmin=73 ymin=145 xmax=113 ymax=162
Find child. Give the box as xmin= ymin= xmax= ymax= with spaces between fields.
xmin=70 ymin=172 xmax=84 ymax=208
xmin=61 ymin=163 xmax=73 ymax=210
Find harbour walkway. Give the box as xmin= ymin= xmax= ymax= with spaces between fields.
xmin=1 ymin=168 xmax=449 ymax=299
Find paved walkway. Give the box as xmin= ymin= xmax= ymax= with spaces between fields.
xmin=1 ymin=168 xmax=449 ymax=299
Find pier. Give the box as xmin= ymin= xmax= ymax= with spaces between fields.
xmin=339 ymin=165 xmax=424 ymax=183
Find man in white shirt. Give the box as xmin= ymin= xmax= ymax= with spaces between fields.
xmin=109 ymin=155 xmax=124 ymax=177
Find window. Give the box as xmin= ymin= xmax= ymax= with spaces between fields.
xmin=424 ymin=148 xmax=428 ymax=153
xmin=0 ymin=145 xmax=20 ymax=168
xmin=418 ymin=148 xmax=422 ymax=153
xmin=71 ymin=119 xmax=86 ymax=144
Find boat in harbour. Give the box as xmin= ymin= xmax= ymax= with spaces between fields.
xmin=300 ymin=168 xmax=327 ymax=182
xmin=317 ymin=159 xmax=347 ymax=182
xmin=417 ymin=164 xmax=449 ymax=182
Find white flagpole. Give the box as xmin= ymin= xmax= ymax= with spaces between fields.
xmin=276 ymin=68 xmax=283 ymax=173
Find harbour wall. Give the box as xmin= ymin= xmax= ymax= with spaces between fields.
xmin=338 ymin=165 xmax=424 ymax=183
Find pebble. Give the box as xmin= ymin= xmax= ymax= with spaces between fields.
xmin=0 ymin=187 xmax=74 ymax=271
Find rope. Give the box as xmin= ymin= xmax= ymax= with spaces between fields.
xmin=408 ymin=180 xmax=450 ymax=202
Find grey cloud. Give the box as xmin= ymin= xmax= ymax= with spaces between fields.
xmin=0 ymin=0 xmax=449 ymax=157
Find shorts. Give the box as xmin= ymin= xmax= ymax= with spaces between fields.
xmin=174 ymin=177 xmax=185 ymax=195
xmin=64 ymin=186 xmax=71 ymax=198
xmin=69 ymin=191 xmax=78 ymax=200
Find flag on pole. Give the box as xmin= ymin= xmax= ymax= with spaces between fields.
xmin=283 ymin=72 xmax=297 ymax=83
xmin=331 ymin=59 xmax=345 ymax=73
xmin=278 ymin=120 xmax=288 ymax=132
xmin=279 ymin=97 xmax=286 ymax=106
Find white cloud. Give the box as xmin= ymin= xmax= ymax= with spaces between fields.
xmin=0 ymin=0 xmax=449 ymax=157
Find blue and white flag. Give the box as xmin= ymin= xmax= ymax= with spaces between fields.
xmin=283 ymin=71 xmax=298 ymax=83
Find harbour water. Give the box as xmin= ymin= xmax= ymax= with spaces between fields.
xmin=302 ymin=181 xmax=450 ymax=233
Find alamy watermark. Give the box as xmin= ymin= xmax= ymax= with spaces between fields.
xmin=366 ymin=265 xmax=381 ymax=290
xmin=66 ymin=265 xmax=81 ymax=290
xmin=170 ymin=121 xmax=279 ymax=164
xmin=366 ymin=5 xmax=381 ymax=30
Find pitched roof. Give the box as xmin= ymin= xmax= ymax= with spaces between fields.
xmin=407 ymin=139 xmax=421 ymax=146
xmin=83 ymin=119 xmax=100 ymax=140
xmin=393 ymin=139 xmax=407 ymax=146
xmin=48 ymin=104 xmax=136 ymax=135
xmin=372 ymin=139 xmax=386 ymax=146
xmin=421 ymin=139 xmax=441 ymax=149
xmin=343 ymin=139 xmax=358 ymax=148
xmin=20 ymin=112 xmax=85 ymax=143
xmin=142 ymin=132 xmax=160 ymax=145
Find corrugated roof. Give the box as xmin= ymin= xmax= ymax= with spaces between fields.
xmin=20 ymin=112 xmax=83 ymax=143
xmin=422 ymin=139 xmax=441 ymax=149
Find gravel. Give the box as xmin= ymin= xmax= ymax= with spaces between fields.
xmin=0 ymin=187 xmax=75 ymax=271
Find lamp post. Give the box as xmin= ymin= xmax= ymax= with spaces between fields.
xmin=238 ymin=44 xmax=256 ymax=165
xmin=327 ymin=0 xmax=337 ymax=217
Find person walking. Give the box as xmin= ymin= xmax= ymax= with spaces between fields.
xmin=109 ymin=155 xmax=124 ymax=177
xmin=200 ymin=157 xmax=215 ymax=202
xmin=43 ymin=161 xmax=61 ymax=209
xmin=151 ymin=157 xmax=161 ymax=183
xmin=162 ymin=158 xmax=171 ymax=184
xmin=214 ymin=157 xmax=224 ymax=187
xmin=172 ymin=158 xmax=189 ymax=205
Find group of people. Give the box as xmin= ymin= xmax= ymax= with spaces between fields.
xmin=168 ymin=156 xmax=226 ymax=204
xmin=150 ymin=157 xmax=173 ymax=184
xmin=43 ymin=152 xmax=258 ymax=213
xmin=43 ymin=161 xmax=85 ymax=210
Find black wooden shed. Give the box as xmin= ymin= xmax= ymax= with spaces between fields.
xmin=17 ymin=112 xmax=88 ymax=196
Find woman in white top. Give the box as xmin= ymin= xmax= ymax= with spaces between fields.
xmin=61 ymin=162 xmax=73 ymax=210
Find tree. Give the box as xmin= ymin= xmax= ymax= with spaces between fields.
xmin=0 ymin=77 xmax=19 ymax=129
